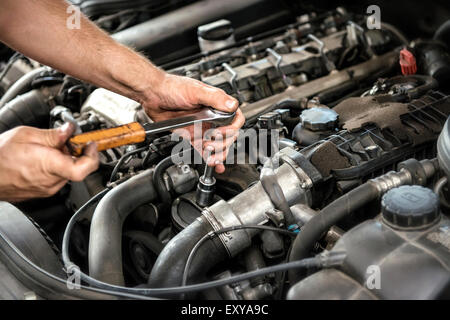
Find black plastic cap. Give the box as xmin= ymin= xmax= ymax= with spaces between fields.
xmin=300 ymin=107 xmax=338 ymax=132
xmin=198 ymin=20 xmax=234 ymax=41
xmin=381 ymin=186 xmax=440 ymax=230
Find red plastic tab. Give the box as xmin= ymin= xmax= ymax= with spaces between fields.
xmin=399 ymin=48 xmax=417 ymax=75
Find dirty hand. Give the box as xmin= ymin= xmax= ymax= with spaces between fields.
xmin=142 ymin=73 xmax=245 ymax=174
xmin=0 ymin=123 xmax=99 ymax=202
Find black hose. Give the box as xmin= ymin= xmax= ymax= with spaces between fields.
xmin=148 ymin=216 xmax=227 ymax=293
xmin=271 ymin=99 xmax=302 ymax=111
xmin=287 ymin=182 xmax=379 ymax=285
xmin=381 ymin=22 xmax=409 ymax=46
xmin=0 ymin=67 xmax=47 ymax=108
xmin=109 ymin=146 xmax=149 ymax=183
xmin=0 ymin=87 xmax=56 ymax=134
xmin=88 ymin=169 xmax=158 ymax=286
xmin=124 ymin=231 xmax=164 ymax=256
xmin=434 ymin=20 xmax=450 ymax=45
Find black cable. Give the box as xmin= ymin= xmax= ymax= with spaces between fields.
xmin=0 ymin=187 xmax=155 ymax=300
xmin=109 ymin=146 xmax=149 ymax=183
xmin=182 ymin=225 xmax=297 ymax=288
xmin=0 ymin=230 xmax=155 ymax=300
xmin=62 ymin=188 xmax=111 ymax=269
xmin=274 ymin=244 xmax=292 ymax=300
xmin=62 ymin=202 xmax=342 ymax=298
xmin=0 ymin=52 xmax=23 ymax=82
xmin=141 ymin=147 xmax=159 ymax=167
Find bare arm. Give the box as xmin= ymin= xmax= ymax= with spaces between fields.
xmin=0 ymin=0 xmax=163 ymax=104
xmin=0 ymin=0 xmax=244 ymax=173
xmin=0 ymin=0 xmax=244 ymax=201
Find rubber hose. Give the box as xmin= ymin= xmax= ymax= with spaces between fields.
xmin=148 ymin=216 xmax=228 ymax=293
xmin=288 ymin=182 xmax=379 ymax=285
xmin=0 ymin=66 xmax=47 ymax=108
xmin=380 ymin=22 xmax=409 ymax=46
xmin=0 ymin=87 xmax=56 ymax=134
xmin=434 ymin=20 xmax=450 ymax=45
xmin=124 ymin=231 xmax=164 ymax=256
xmin=88 ymin=169 xmax=157 ymax=286
xmin=272 ymin=99 xmax=302 ymax=110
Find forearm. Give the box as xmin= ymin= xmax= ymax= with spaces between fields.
xmin=0 ymin=0 xmax=243 ymax=174
xmin=0 ymin=0 xmax=164 ymax=104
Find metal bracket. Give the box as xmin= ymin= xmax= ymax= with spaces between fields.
xmin=266 ymin=48 xmax=292 ymax=87
xmin=307 ymin=34 xmax=336 ymax=72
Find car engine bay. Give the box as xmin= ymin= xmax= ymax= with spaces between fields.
xmin=0 ymin=0 xmax=449 ymax=300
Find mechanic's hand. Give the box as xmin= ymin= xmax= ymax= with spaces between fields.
xmin=0 ymin=123 xmax=99 ymax=202
xmin=143 ymin=74 xmax=245 ymax=174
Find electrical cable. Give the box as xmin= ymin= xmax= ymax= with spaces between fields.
xmin=0 ymin=52 xmax=23 ymax=83
xmin=62 ymin=188 xmax=111 ymax=269
xmin=0 ymin=187 xmax=155 ymax=300
xmin=63 ymin=200 xmax=344 ymax=298
xmin=0 ymin=230 xmax=156 ymax=300
xmin=180 ymin=224 xmax=297 ymax=299
xmin=182 ymin=225 xmax=297 ymax=288
xmin=109 ymin=146 xmax=149 ymax=183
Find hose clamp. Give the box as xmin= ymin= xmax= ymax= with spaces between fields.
xmin=201 ymin=201 xmax=252 ymax=257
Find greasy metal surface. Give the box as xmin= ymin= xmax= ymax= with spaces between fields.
xmin=241 ymin=50 xmax=399 ymax=121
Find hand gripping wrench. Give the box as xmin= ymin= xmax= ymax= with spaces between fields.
xmin=67 ymin=107 xmax=236 ymax=156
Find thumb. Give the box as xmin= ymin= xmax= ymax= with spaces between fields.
xmin=40 ymin=122 xmax=76 ymax=149
xmin=196 ymin=85 xmax=239 ymax=113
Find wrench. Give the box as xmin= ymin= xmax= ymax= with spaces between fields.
xmin=67 ymin=107 xmax=236 ymax=156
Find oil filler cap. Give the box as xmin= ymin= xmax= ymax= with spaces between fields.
xmin=381 ymin=185 xmax=440 ymax=230
xmin=300 ymin=107 xmax=338 ymax=131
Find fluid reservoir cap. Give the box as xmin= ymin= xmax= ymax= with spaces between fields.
xmin=300 ymin=107 xmax=338 ymax=131
xmin=381 ymin=185 xmax=440 ymax=230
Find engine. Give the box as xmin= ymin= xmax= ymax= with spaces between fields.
xmin=0 ymin=1 xmax=449 ymax=301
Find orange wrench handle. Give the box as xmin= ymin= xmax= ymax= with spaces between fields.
xmin=68 ymin=122 xmax=146 ymax=156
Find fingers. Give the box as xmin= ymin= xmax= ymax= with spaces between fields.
xmin=46 ymin=180 xmax=69 ymax=197
xmin=203 ymin=132 xmax=238 ymax=154
xmin=48 ymin=142 xmax=99 ymax=181
xmin=202 ymin=109 xmax=244 ymax=150
xmin=186 ymin=108 xmax=244 ymax=174
xmin=196 ymin=84 xmax=239 ymax=113
xmin=211 ymin=108 xmax=245 ymax=136
xmin=214 ymin=163 xmax=225 ymax=174
xmin=23 ymin=122 xmax=76 ymax=149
